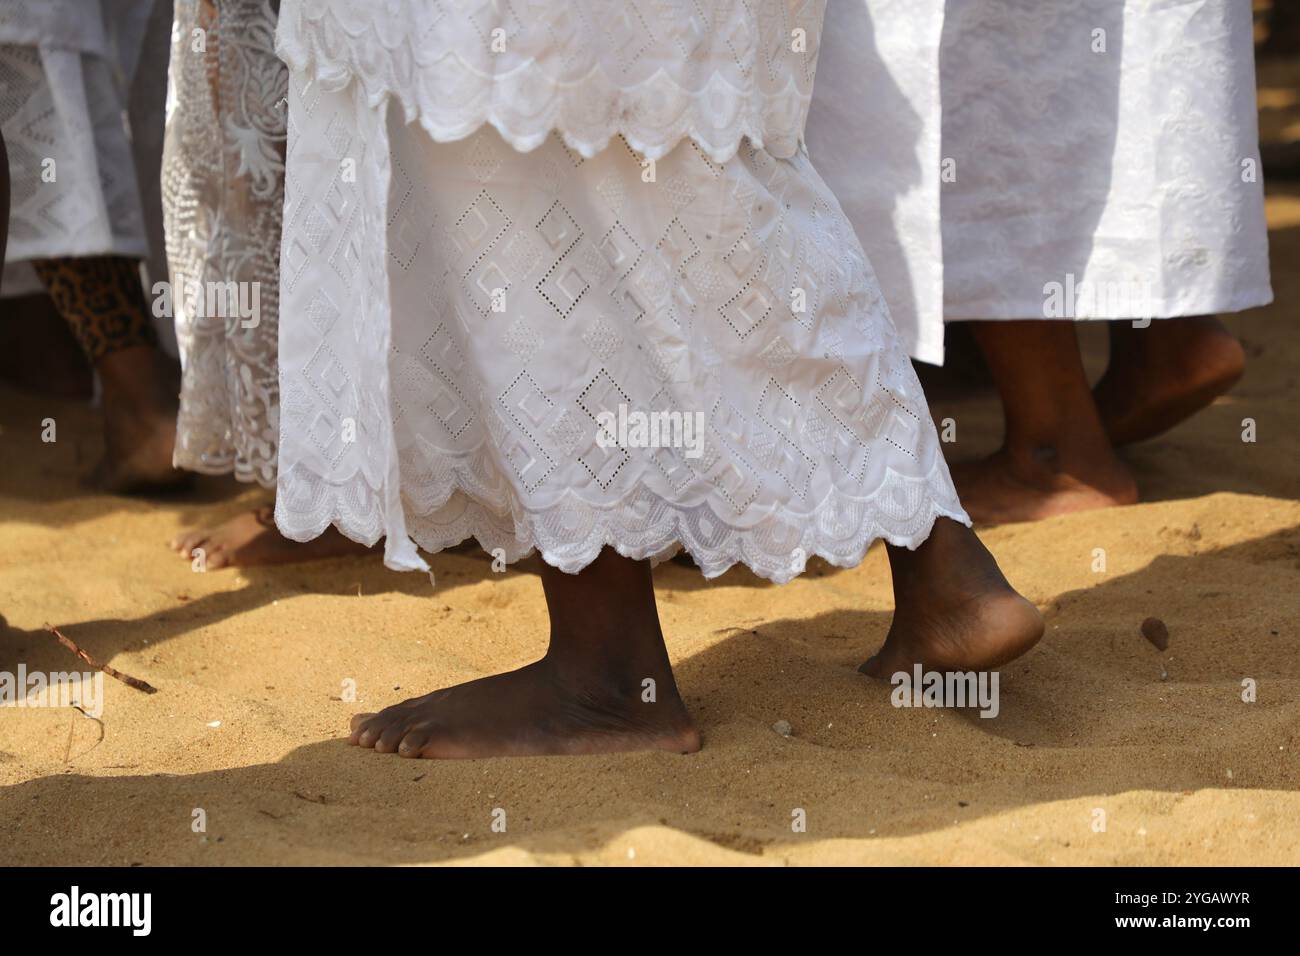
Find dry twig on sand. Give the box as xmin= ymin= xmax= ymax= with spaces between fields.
xmin=45 ymin=625 xmax=159 ymax=694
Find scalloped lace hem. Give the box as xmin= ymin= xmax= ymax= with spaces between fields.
xmin=172 ymin=447 xmax=278 ymax=489
xmin=275 ymin=460 xmax=970 ymax=585
xmin=275 ymin=1 xmax=818 ymax=164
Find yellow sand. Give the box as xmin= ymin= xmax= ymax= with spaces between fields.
xmin=2 ymin=154 xmax=1299 ymax=870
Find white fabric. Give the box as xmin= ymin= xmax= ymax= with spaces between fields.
xmin=0 ymin=0 xmax=109 ymax=53
xmin=807 ymin=0 xmax=1272 ymax=365
xmin=805 ymin=0 xmax=946 ymax=364
xmin=0 ymin=0 xmax=169 ymax=273
xmin=274 ymin=0 xmax=823 ymax=164
xmin=274 ymin=1 xmax=968 ymax=581
xmin=163 ymin=0 xmax=286 ymax=485
xmin=0 ymin=0 xmax=176 ymax=349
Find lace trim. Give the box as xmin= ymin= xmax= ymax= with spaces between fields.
xmin=274 ymin=0 xmax=823 ymax=163
xmin=275 ymin=453 xmax=969 ymax=584
xmin=165 ymin=0 xmax=287 ymax=489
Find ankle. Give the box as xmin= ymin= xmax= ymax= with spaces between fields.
xmin=544 ymin=637 xmax=670 ymax=692
xmin=1002 ymin=421 xmax=1120 ymax=476
xmin=97 ymin=346 xmax=176 ymax=390
xmin=891 ymin=520 xmax=1005 ymax=599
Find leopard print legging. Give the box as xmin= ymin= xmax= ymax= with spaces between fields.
xmin=31 ymin=256 xmax=157 ymax=363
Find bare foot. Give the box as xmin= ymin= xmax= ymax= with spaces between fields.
xmin=350 ymin=656 xmax=701 ymax=759
xmin=950 ymin=446 xmax=1137 ymax=525
xmin=94 ymin=346 xmax=189 ymax=494
xmin=1095 ymin=317 xmax=1245 ymax=446
xmin=171 ymin=505 xmax=370 ymax=569
xmin=861 ymin=518 xmax=1044 ymax=677
xmin=351 ymin=547 xmax=701 ymax=759
xmin=957 ymin=319 xmax=1138 ymax=523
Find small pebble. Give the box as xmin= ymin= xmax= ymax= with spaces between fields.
xmin=772 ymin=720 xmax=793 ymax=737
xmin=1141 ymin=617 xmax=1170 ymax=651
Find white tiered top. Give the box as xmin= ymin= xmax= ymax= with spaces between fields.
xmin=275 ymin=0 xmax=826 ymax=163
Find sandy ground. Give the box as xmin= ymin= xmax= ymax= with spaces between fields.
xmin=3 ymin=83 xmax=1299 ymax=873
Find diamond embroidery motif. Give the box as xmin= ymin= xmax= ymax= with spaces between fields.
xmin=721 ymin=282 xmax=774 ymax=340
xmin=749 ymin=426 xmax=777 ymax=466
xmin=323 ymin=113 xmax=351 ymax=159
xmin=596 ymin=173 xmax=627 ymax=215
xmin=502 ymin=232 xmax=542 ymax=278
xmin=305 ymin=288 xmax=340 ymax=334
xmin=467 ymin=130 xmax=502 ymax=183
xmin=502 ymin=319 xmax=543 ymax=362
xmin=634 ymin=259 xmax=673 ymax=313
xmin=647 ymin=345 xmax=679 ymax=382
xmin=536 ymin=200 xmax=581 ymax=251
xmin=547 ymin=408 xmax=585 ymax=457
xmin=803 ymin=414 xmax=832 ymax=453
xmin=582 ymin=318 xmax=623 ymax=360
xmin=686 ymin=261 xmax=725 ymax=300
xmin=759 ymin=335 xmax=796 ymax=369
xmin=599 ymin=222 xmax=643 ymax=280
xmin=579 ymin=243 xmax=616 ymax=284
xmin=664 ymin=174 xmax=698 ymax=210
xmin=302 ymin=206 xmax=331 ymax=251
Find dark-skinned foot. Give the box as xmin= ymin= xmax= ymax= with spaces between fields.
xmin=171 ymin=505 xmax=371 ymax=569
xmin=861 ymin=518 xmax=1044 ymax=677
xmin=950 ymin=445 xmax=1137 ymax=525
xmin=349 ymin=655 xmax=701 ymax=759
xmin=94 ymin=345 xmax=189 ymax=494
xmin=1095 ymin=316 xmax=1245 ymax=446
xmin=350 ymin=548 xmax=701 ymax=759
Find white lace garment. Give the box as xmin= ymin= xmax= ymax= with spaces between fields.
xmin=164 ymin=0 xmax=287 ymax=485
xmin=806 ymin=0 xmax=1272 ymax=364
xmin=274 ymin=0 xmax=968 ymax=581
xmin=0 ymin=0 xmax=165 ymax=268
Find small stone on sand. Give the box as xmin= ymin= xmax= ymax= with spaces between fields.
xmin=772 ymin=720 xmax=793 ymax=737
xmin=1141 ymin=617 xmax=1170 ymax=651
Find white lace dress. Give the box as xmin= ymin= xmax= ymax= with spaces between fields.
xmin=163 ymin=0 xmax=287 ymax=485
xmin=0 ymin=0 xmax=172 ymax=315
xmin=273 ymin=0 xmax=968 ymax=581
xmin=807 ymin=0 xmax=1272 ymax=365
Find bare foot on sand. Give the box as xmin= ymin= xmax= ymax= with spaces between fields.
xmin=861 ymin=518 xmax=1044 ymax=677
xmin=956 ymin=319 xmax=1139 ymax=524
xmin=1095 ymin=317 xmax=1245 ymax=446
xmin=171 ymin=505 xmax=370 ymax=569
xmin=950 ymin=447 xmax=1137 ymax=525
xmin=350 ymin=657 xmax=701 ymax=759
xmin=95 ymin=346 xmax=189 ymax=494
xmin=350 ymin=548 xmax=701 ymax=759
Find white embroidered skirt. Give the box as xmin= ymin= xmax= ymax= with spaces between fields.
xmin=273 ymin=0 xmax=967 ymax=581
xmin=275 ymin=89 xmax=966 ymax=581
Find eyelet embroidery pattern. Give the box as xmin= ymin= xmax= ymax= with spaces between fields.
xmin=274 ymin=2 xmax=969 ymax=582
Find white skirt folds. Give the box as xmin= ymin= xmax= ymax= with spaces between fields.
xmin=272 ymin=0 xmax=968 ymax=581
